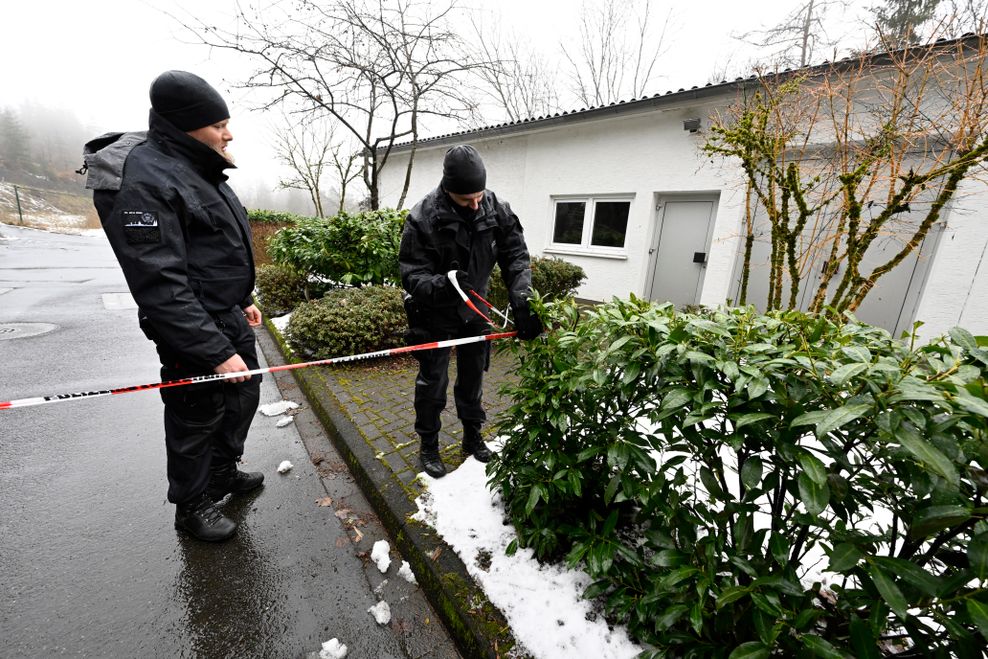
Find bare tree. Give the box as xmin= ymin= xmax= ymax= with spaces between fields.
xmin=328 ymin=142 xmax=362 ymax=214
xmin=180 ymin=0 xmax=482 ymax=210
xmin=467 ymin=13 xmax=560 ymax=123
xmin=737 ymin=0 xmax=852 ymax=69
xmin=935 ymin=0 xmax=988 ymax=35
xmin=561 ymin=0 xmax=671 ymax=107
xmin=272 ymin=113 xmax=332 ymax=217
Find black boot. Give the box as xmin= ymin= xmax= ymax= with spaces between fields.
xmin=206 ymin=462 xmax=264 ymax=501
xmin=462 ymin=424 xmax=492 ymax=463
xmin=419 ymin=434 xmax=447 ymax=478
xmin=175 ymin=494 xmax=237 ymax=542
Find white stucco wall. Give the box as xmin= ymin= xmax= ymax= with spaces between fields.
xmin=379 ymin=99 xmax=747 ymax=305
xmin=379 ymin=91 xmax=988 ymax=339
xmin=913 ymin=179 xmax=988 ymax=341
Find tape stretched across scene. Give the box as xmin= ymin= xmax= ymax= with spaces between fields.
xmin=0 ymin=332 xmax=517 ymax=410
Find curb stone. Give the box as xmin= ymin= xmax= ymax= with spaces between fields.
xmin=257 ymin=319 xmax=521 ymax=659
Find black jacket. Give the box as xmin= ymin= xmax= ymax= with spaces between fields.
xmin=399 ymin=186 xmax=532 ymax=328
xmin=83 ymin=110 xmax=255 ymax=369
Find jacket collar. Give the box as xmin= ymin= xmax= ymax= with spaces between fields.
xmin=432 ymin=185 xmax=495 ymax=232
xmin=147 ymin=109 xmax=235 ymax=182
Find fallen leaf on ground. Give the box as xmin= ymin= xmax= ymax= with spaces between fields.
xmin=316 ymin=497 xmax=333 ymax=507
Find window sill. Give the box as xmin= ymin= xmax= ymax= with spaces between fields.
xmin=543 ymin=246 xmax=628 ymax=261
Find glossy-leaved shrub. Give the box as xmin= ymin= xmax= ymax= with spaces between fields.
xmin=285 ymin=285 xmax=406 ymax=359
xmin=268 ymin=208 xmax=405 ymax=286
xmin=491 ymin=295 xmax=988 ymax=657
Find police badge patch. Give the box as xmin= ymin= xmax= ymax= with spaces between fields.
xmin=121 ymin=210 xmax=161 ymax=244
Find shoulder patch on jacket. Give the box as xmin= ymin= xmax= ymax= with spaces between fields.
xmin=121 ymin=210 xmax=161 ymax=244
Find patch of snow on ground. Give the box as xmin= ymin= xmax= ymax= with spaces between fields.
xmin=277 ymin=460 xmax=293 ymax=474
xmin=270 ymin=313 xmax=292 ymax=333
xmin=413 ymin=457 xmax=644 ymax=659
xmin=367 ymin=600 xmax=391 ymax=625
xmin=275 ymin=416 xmax=295 ymax=428
xmin=371 ymin=539 xmax=391 ymax=573
xmin=259 ymin=400 xmax=300 ymax=416
xmin=318 ymin=638 xmax=348 ymax=658
xmin=398 ymin=561 xmax=417 ymax=584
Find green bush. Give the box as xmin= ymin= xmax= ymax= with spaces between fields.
xmin=247 ymin=209 xmax=310 ymax=224
xmin=255 ymin=263 xmax=332 ymax=316
xmin=285 ymin=285 xmax=406 ymax=359
xmin=491 ymin=296 xmax=988 ymax=656
xmin=248 ymin=209 xmax=309 ymax=267
xmin=487 ymin=255 xmax=587 ymax=311
xmin=268 ymin=208 xmax=406 ymax=286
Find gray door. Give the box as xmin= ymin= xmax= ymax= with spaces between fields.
xmin=647 ymin=197 xmax=717 ymax=307
xmin=731 ymin=190 xmax=943 ymax=336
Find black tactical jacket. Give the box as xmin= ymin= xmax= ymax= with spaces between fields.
xmin=83 ymin=110 xmax=255 ymax=369
xmin=399 ymin=185 xmax=532 ymax=329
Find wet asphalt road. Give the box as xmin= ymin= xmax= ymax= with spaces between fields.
xmin=0 ymin=224 xmax=458 ymax=658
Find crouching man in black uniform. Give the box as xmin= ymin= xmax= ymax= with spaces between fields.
xmin=399 ymin=145 xmax=543 ymax=478
xmin=83 ymin=71 xmax=264 ymax=542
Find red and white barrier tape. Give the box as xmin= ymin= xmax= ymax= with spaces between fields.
xmin=0 ymin=331 xmax=517 ymax=410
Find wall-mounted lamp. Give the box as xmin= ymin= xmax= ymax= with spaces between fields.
xmin=683 ymin=118 xmax=701 ymax=133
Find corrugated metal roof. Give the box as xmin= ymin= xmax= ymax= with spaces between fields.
xmin=381 ymin=33 xmax=983 ymax=153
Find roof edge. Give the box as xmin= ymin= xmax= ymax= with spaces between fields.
xmin=379 ymin=32 xmax=987 ymax=154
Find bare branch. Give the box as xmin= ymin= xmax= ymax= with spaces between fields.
xmin=174 ymin=0 xmax=485 ymax=210
xmin=561 ymin=0 xmax=671 ymax=107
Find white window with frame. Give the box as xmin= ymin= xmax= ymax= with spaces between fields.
xmin=547 ymin=195 xmax=633 ymax=257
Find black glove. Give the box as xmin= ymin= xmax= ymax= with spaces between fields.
xmin=449 ymin=269 xmax=475 ymax=295
xmin=513 ymin=303 xmax=544 ymax=340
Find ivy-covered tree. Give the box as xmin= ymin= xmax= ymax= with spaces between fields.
xmin=704 ymin=32 xmax=988 ymax=315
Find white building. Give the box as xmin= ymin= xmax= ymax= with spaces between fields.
xmin=378 ymin=39 xmax=988 ymax=342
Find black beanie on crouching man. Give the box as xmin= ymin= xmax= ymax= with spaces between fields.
xmin=150 ymin=70 xmax=229 ymax=132
xmin=441 ymin=145 xmax=486 ymax=194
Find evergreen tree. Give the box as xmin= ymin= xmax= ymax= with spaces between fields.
xmin=872 ymin=0 xmax=943 ymax=46
xmin=0 ymin=108 xmax=32 ymax=174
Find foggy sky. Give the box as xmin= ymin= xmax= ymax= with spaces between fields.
xmin=1 ymin=0 xmax=875 ymax=208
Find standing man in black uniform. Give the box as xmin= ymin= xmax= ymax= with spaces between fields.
xmin=84 ymin=71 xmax=264 ymax=542
xmin=399 ymin=145 xmax=543 ymax=478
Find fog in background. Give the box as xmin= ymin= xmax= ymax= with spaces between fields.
xmin=0 ymin=0 xmax=914 ymax=213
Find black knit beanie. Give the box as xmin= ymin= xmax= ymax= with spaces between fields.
xmin=149 ymin=70 xmax=229 ymax=132
xmin=441 ymin=145 xmax=486 ymax=194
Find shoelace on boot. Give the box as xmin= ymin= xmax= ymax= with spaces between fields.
xmin=194 ymin=499 xmax=225 ymax=527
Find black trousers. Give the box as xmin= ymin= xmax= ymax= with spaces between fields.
xmin=153 ymin=308 xmax=261 ymax=505
xmin=412 ymin=321 xmax=490 ymax=438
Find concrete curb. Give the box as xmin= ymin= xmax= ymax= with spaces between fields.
xmin=257 ymin=320 xmax=518 ymax=659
